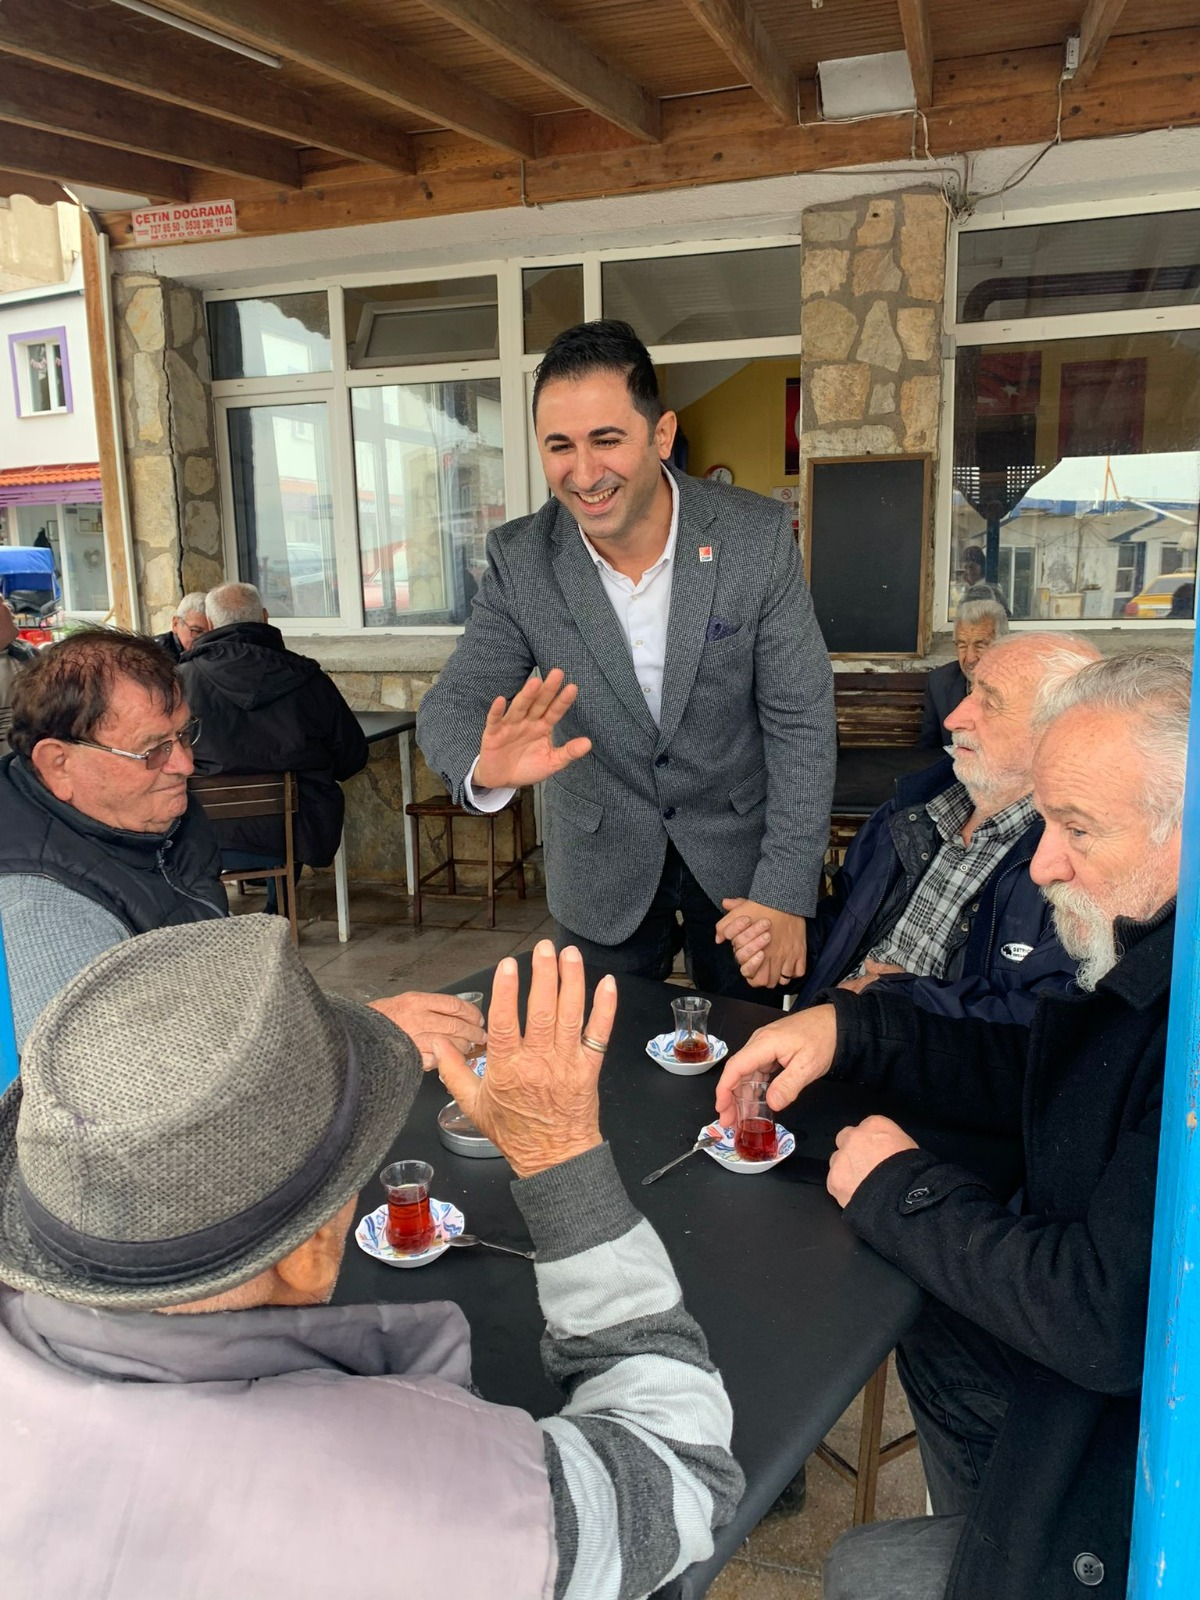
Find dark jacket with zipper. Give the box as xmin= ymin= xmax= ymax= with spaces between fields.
xmin=829 ymin=904 xmax=1174 ymax=1600
xmin=795 ymin=756 xmax=1074 ymax=1025
xmin=178 ymin=622 xmax=368 ymax=868
xmin=0 ymin=752 xmax=227 ymax=930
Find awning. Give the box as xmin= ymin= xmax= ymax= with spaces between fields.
xmin=0 ymin=463 xmax=102 ymax=507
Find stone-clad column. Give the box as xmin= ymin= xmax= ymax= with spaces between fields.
xmin=112 ymin=273 xmax=224 ymax=632
xmin=798 ymin=190 xmax=946 ymax=545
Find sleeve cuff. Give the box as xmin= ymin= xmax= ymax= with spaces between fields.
xmin=511 ymin=1142 xmax=642 ymax=1264
xmin=464 ymin=755 xmax=517 ymax=814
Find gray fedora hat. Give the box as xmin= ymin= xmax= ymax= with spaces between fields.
xmin=0 ymin=915 xmax=420 ymax=1309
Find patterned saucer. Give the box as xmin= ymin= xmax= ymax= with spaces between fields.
xmin=645 ymin=1032 xmax=729 ymax=1076
xmin=698 ymin=1120 xmax=795 ymax=1175
xmin=355 ymin=1199 xmax=465 ymax=1268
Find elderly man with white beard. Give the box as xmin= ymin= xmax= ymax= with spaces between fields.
xmin=715 ymin=650 xmax=1190 ymax=1600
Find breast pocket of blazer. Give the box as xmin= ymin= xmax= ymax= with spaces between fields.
xmin=729 ymin=765 xmax=768 ymax=815
xmin=550 ymin=780 xmax=603 ymax=833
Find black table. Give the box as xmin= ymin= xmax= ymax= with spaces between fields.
xmin=833 ymin=744 xmax=944 ymax=819
xmin=333 ymin=959 xmax=1019 ymax=1597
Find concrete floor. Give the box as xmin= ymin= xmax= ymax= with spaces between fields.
xmin=247 ymin=876 xmax=930 ymax=1596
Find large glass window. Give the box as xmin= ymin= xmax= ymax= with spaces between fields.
xmin=602 ymin=247 xmax=801 ymax=345
xmin=208 ymin=294 xmax=331 ymax=379
xmin=226 ymin=402 xmax=339 ymax=618
xmin=957 ymin=211 xmax=1200 ymax=323
xmin=951 ymin=330 xmax=1200 ymax=621
xmin=351 ymin=380 xmax=504 ymax=626
xmin=344 ymin=279 xmax=498 ymax=369
xmin=523 ymin=265 xmax=584 ymax=354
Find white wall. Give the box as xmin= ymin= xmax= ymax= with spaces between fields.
xmin=0 ymin=261 xmax=98 ymax=469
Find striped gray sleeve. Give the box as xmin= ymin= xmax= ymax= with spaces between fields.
xmin=512 ymin=1144 xmax=744 ymax=1600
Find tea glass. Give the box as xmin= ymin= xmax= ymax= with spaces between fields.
xmin=732 ymin=1078 xmax=779 ymax=1163
xmin=671 ymin=996 xmax=712 ymax=1064
xmin=380 ymin=1159 xmax=435 ymax=1254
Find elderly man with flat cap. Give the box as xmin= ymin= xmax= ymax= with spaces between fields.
xmin=0 ymin=916 xmax=742 ymax=1599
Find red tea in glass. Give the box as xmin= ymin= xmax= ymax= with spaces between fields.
xmin=671 ymin=996 xmax=712 ymax=1063
xmin=380 ymin=1160 xmax=436 ymax=1255
xmin=734 ymin=1117 xmax=779 ymax=1163
xmin=673 ymin=1034 xmax=712 ymax=1063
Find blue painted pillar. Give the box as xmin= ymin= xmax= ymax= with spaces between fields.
xmin=0 ymin=918 xmax=17 ymax=1092
xmin=1128 ymin=626 xmax=1200 ymax=1596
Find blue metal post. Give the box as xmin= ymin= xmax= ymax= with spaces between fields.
xmin=0 ymin=917 xmax=18 ymax=1092
xmin=1128 ymin=624 xmax=1200 ymax=1596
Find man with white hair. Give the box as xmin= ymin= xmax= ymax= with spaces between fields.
xmin=715 ymin=651 xmax=1190 ymax=1600
xmin=723 ymin=633 xmax=1098 ymax=1025
xmin=177 ymin=582 xmax=367 ymax=898
xmin=918 ymin=598 xmax=1009 ymax=749
xmin=153 ymin=591 xmax=210 ymax=662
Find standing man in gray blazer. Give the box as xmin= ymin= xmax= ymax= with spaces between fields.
xmin=418 ymin=321 xmax=835 ymax=996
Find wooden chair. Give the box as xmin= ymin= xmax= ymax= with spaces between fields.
xmin=405 ymin=793 xmax=527 ymax=929
xmin=816 ymin=1358 xmax=919 ymax=1524
xmin=828 ymin=671 xmax=930 ymax=868
xmin=189 ymin=771 xmax=300 ymax=946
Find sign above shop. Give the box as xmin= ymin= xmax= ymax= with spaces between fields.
xmin=130 ymin=200 xmax=238 ymax=246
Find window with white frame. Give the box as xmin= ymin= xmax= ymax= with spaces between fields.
xmin=950 ymin=207 xmax=1200 ymax=626
xmin=210 ymin=239 xmax=802 ymax=634
xmin=9 ymin=329 xmax=70 ymax=416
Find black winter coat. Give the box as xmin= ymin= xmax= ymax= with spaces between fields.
xmin=918 ymin=660 xmax=969 ymax=748
xmin=178 ymin=623 xmax=368 ymax=867
xmin=829 ymin=906 xmax=1173 ymax=1600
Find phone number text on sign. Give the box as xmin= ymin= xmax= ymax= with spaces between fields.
xmin=131 ymin=201 xmax=239 ymax=246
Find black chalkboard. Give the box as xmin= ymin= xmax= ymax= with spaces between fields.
xmin=806 ymin=455 xmax=930 ymax=656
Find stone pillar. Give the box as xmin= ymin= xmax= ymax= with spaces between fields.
xmin=112 ymin=273 xmax=224 ymax=631
xmin=798 ymin=190 xmax=946 ymax=539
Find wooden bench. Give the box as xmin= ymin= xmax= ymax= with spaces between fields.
xmin=834 ymin=670 xmax=929 ymax=747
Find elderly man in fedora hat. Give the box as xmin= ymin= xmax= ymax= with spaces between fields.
xmin=0 ymin=916 xmax=742 ymax=1599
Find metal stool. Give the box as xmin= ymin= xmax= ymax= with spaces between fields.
xmin=405 ymin=794 xmax=527 ymax=928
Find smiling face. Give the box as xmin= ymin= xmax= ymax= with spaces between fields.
xmin=32 ymin=676 xmax=196 ymax=834
xmin=535 ymin=370 xmax=677 ymax=551
xmin=1031 ymin=706 xmax=1181 ymax=972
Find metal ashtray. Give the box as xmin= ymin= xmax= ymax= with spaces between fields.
xmin=437 ymin=1099 xmax=503 ymax=1159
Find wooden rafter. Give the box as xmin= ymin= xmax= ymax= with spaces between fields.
xmin=1073 ymin=0 xmax=1129 ymax=88
xmin=419 ymin=0 xmax=660 ymax=143
xmin=676 ymin=0 xmax=799 ymax=124
xmin=0 ymin=169 xmax=69 ymax=207
xmin=896 ymin=0 xmax=934 ymax=109
xmin=0 ymin=59 xmax=302 ymax=188
xmin=0 ymin=0 xmax=413 ymax=171
xmin=162 ymin=0 xmax=536 ymax=156
xmin=0 ymin=125 xmax=189 ymax=202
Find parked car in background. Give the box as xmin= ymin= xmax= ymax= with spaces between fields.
xmin=1123 ymin=572 xmax=1196 ymax=618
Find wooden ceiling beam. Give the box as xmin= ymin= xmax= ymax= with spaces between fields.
xmin=162 ymin=0 xmax=536 ymax=156
xmin=896 ymin=0 xmax=934 ymax=109
xmin=0 ymin=0 xmax=413 ymax=171
xmin=418 ymin=0 xmax=660 ymax=143
xmin=0 ymin=168 xmax=69 ymax=207
xmin=0 ymin=59 xmax=302 ymax=188
xmin=676 ymin=0 xmax=799 ymax=124
xmin=0 ymin=126 xmax=189 ymax=202
xmin=1073 ymin=0 xmax=1130 ymax=88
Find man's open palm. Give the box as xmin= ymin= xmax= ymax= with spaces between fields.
xmin=474 ymin=668 xmax=593 ymax=790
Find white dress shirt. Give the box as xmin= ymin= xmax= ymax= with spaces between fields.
xmin=466 ymin=472 xmax=680 ymax=812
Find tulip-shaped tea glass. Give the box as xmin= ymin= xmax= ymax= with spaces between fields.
xmin=671 ymin=996 xmax=712 ymax=1064
xmin=380 ymin=1160 xmax=435 ymax=1254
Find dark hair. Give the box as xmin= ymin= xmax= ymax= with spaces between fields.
xmin=532 ymin=319 xmax=663 ymax=428
xmin=11 ymin=629 xmax=180 ymax=759
xmin=962 ymin=546 xmax=986 ymax=568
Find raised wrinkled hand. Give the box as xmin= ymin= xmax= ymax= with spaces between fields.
xmin=427 ymin=941 xmax=617 ymax=1179
xmin=473 ymin=668 xmax=593 ymax=791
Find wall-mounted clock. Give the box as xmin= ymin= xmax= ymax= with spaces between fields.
xmin=705 ymin=464 xmax=734 ymax=484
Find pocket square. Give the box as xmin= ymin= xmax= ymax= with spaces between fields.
xmin=705 ymin=617 xmax=742 ymax=643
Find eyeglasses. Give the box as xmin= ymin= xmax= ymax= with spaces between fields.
xmin=71 ymin=717 xmax=202 ymax=772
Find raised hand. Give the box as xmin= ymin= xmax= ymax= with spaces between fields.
xmin=713 ymin=1003 xmax=837 ymax=1124
xmin=473 ymin=668 xmax=593 ymax=791
xmin=427 ymin=941 xmax=617 ymax=1179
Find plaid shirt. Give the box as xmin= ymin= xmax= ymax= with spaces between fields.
xmin=865 ymin=784 xmax=1038 ymax=978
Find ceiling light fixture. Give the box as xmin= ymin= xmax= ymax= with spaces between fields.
xmin=110 ymin=0 xmax=283 ymax=69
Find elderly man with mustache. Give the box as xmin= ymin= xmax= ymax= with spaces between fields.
xmin=715 ymin=652 xmax=1190 ymax=1600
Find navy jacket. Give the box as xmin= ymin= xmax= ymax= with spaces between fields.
xmin=795 ymin=757 xmax=1075 ymax=1025
xmin=918 ymin=660 xmax=968 ymax=748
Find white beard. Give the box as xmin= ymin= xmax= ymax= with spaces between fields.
xmin=1042 ymin=883 xmax=1119 ymax=992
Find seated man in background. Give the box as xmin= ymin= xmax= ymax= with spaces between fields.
xmin=917 ymin=599 xmax=1008 ymax=749
xmin=0 ymin=918 xmax=743 ymax=1599
xmin=0 ymin=598 xmax=35 ymax=757
xmin=153 ymin=591 xmax=210 ymax=662
xmin=715 ymin=651 xmax=1188 ymax=1600
xmin=178 ymin=582 xmax=368 ymax=902
xmin=722 ymin=634 xmax=1098 ymax=1026
xmin=0 ymin=629 xmax=226 ymax=1046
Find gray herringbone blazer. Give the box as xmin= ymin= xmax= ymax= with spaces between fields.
xmin=417 ymin=469 xmax=836 ymax=945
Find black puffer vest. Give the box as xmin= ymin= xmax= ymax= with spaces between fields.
xmin=0 ymin=754 xmax=227 ymax=931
